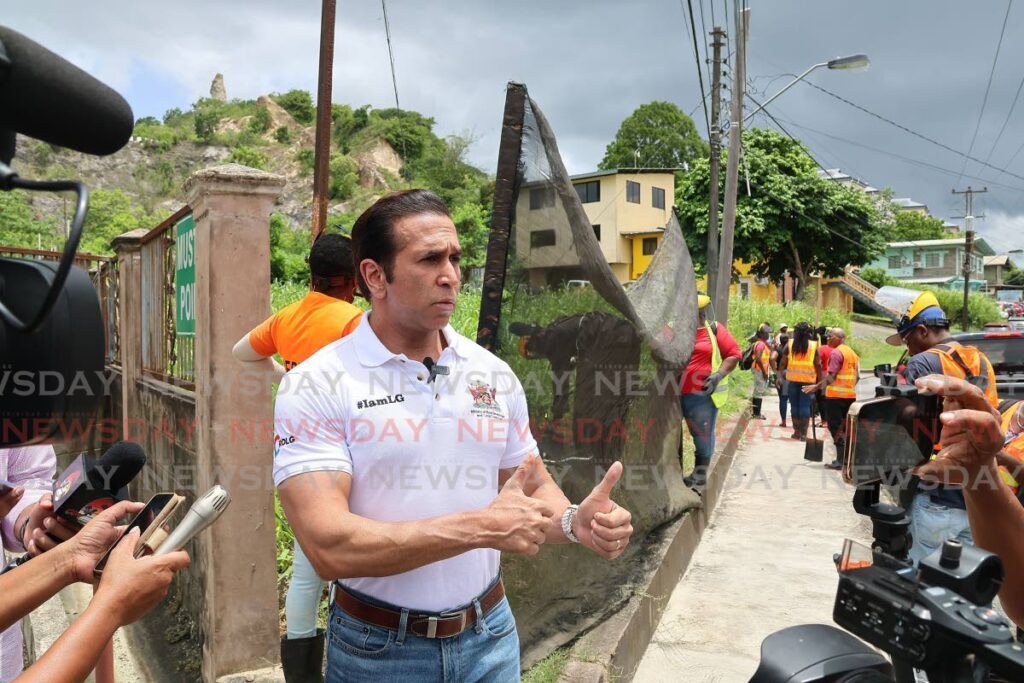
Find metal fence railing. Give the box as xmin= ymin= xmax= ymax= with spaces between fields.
xmin=0 ymin=246 xmax=119 ymax=363
xmin=139 ymin=206 xmax=195 ymax=388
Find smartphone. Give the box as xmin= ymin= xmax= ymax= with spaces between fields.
xmin=843 ymin=393 xmax=938 ymax=486
xmin=93 ymin=493 xmax=182 ymax=577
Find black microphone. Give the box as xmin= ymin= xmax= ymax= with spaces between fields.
xmin=423 ymin=357 xmax=449 ymax=384
xmin=0 ymin=26 xmax=134 ymax=160
xmin=52 ymin=441 xmax=147 ymax=526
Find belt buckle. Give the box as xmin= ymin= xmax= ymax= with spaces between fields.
xmin=426 ymin=610 xmax=467 ymax=639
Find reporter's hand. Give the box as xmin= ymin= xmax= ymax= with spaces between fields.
xmin=485 ymin=455 xmax=555 ymax=555
xmin=913 ymin=375 xmax=1003 ymax=485
xmin=92 ymin=527 xmax=190 ymax=625
xmin=62 ymin=499 xmax=144 ymax=583
xmin=19 ymin=493 xmax=78 ymax=556
xmin=0 ymin=486 xmax=24 ymax=519
xmin=575 ymin=461 xmax=632 ymax=560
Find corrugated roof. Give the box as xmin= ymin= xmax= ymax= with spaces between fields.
xmin=568 ymin=168 xmax=679 ymax=181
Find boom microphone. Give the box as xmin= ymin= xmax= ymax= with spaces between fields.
xmin=154 ymin=485 xmax=231 ymax=555
xmin=53 ymin=441 xmax=147 ymax=526
xmin=0 ymin=25 xmax=134 ymax=161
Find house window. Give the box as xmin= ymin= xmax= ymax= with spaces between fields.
xmin=574 ymin=181 xmax=600 ymax=203
xmin=642 ymin=237 xmax=658 ymax=255
xmin=652 ymin=186 xmax=666 ymax=209
xmin=592 ymin=224 xmax=601 ymax=241
xmin=529 ymin=187 xmax=554 ymax=210
xmin=626 ymin=180 xmax=641 ymax=204
xmin=924 ymin=252 xmax=941 ymax=269
xmin=888 ymin=255 xmax=903 ymax=270
xmin=739 ymin=282 xmax=750 ymax=300
xmin=530 ymin=230 xmax=556 ymax=249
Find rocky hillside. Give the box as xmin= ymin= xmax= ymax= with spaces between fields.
xmin=5 ymin=77 xmax=492 ymax=277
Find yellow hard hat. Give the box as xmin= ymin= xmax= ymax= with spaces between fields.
xmin=697 ymin=294 xmax=712 ymax=309
xmin=881 ymin=288 xmax=949 ymax=345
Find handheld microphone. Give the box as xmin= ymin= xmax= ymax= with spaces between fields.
xmin=154 ymin=485 xmax=231 ymax=555
xmin=0 ymin=25 xmax=134 ymax=162
xmin=52 ymin=441 xmax=147 ymax=526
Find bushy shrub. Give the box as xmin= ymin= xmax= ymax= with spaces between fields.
xmin=274 ymin=126 xmax=291 ymax=144
xmin=328 ymin=153 xmax=359 ymax=200
xmin=273 ymin=90 xmax=315 ymax=125
xmin=229 ymin=146 xmax=268 ymax=170
xmin=925 ymin=288 xmax=1003 ymax=330
xmin=249 ymin=107 xmax=272 ymax=134
xmin=296 ymin=148 xmax=315 ymax=176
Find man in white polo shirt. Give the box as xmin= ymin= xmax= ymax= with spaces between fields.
xmin=274 ymin=189 xmax=634 ymax=682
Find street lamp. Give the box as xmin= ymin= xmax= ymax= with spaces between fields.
xmin=743 ymin=53 xmax=869 ymax=123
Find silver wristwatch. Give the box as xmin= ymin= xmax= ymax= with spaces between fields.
xmin=561 ymin=504 xmax=580 ymax=543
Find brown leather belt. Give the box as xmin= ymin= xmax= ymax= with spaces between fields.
xmin=333 ymin=579 xmax=505 ymax=639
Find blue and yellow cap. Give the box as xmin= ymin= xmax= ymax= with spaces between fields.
xmin=885 ymin=291 xmax=949 ymax=345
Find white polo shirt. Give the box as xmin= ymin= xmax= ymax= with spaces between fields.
xmin=272 ymin=314 xmax=536 ymax=612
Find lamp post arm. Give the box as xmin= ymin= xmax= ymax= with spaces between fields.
xmin=743 ymin=62 xmax=827 ymax=124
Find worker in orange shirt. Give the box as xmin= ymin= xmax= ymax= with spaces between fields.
xmin=811 ymin=328 xmax=859 ymax=471
xmin=233 ymin=232 xmax=362 ymax=683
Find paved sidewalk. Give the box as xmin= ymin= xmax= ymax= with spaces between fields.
xmin=634 ymin=395 xmax=873 ymax=682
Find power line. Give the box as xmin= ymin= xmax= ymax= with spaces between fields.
xmin=956 ymin=0 xmax=1013 ymax=186
xmin=680 ymin=0 xmax=712 ymax=138
xmin=983 ymin=70 xmax=1024 ymax=165
xmin=800 ymin=80 xmax=1024 ymax=185
xmin=696 ymin=0 xmax=713 ymax=99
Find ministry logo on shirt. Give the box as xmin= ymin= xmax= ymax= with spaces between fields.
xmin=467 ymin=380 xmax=504 ymax=418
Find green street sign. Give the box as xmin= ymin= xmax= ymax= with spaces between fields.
xmin=175 ymin=214 xmax=196 ymax=336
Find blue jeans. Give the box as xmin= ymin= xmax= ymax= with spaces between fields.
xmin=326 ymin=582 xmax=520 ymax=682
xmin=681 ymin=392 xmax=717 ymax=470
xmin=908 ymin=493 xmax=974 ymax=565
xmin=776 ymin=380 xmax=789 ymax=422
xmin=787 ymin=381 xmax=814 ymax=419
xmin=286 ymin=540 xmax=327 ymax=639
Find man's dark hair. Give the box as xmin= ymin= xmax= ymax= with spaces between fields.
xmin=350 ymin=189 xmax=451 ymax=297
xmin=308 ymin=233 xmax=355 ymax=292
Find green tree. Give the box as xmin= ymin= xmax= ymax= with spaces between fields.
xmin=361 ymin=108 xmax=435 ymax=161
xmin=274 ymin=126 xmax=292 ymax=144
xmin=194 ymin=108 xmax=221 ymax=142
xmin=450 ymin=202 xmax=490 ymax=276
xmin=269 ymin=213 xmax=310 ymax=282
xmin=888 ymin=210 xmax=947 ymax=241
xmin=328 ymin=153 xmax=359 ymax=201
xmin=676 ymin=128 xmax=886 ymax=300
xmin=858 ymin=266 xmax=899 ymax=289
xmin=0 ymin=190 xmax=59 ymax=249
xmin=248 ymin=107 xmax=272 ymax=134
xmin=79 ymin=189 xmax=162 ymax=255
xmin=273 ymin=90 xmax=315 ymax=125
xmin=229 ymin=146 xmax=269 ymax=170
xmin=599 ymin=101 xmax=708 ymax=170
xmin=1006 ymin=263 xmax=1024 ymax=287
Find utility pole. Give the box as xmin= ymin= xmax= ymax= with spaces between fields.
xmin=953 ymin=186 xmax=986 ymax=331
xmin=311 ymin=0 xmax=337 ymax=242
xmin=714 ymin=5 xmax=749 ymax=325
xmin=705 ymin=26 xmax=726 ymax=302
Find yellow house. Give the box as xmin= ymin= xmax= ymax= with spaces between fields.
xmin=697 ymin=260 xmax=778 ymax=302
xmin=515 ymin=169 xmax=676 ymax=287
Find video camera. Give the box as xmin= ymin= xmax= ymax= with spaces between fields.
xmin=0 ymin=25 xmax=134 ymax=446
xmin=752 ymin=479 xmax=1024 ymax=683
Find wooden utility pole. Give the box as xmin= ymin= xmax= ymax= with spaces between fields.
xmin=705 ymin=26 xmax=726 ymax=301
xmin=311 ymin=0 xmax=337 ymax=242
xmin=953 ymin=186 xmax=986 ymax=330
xmin=714 ymin=5 xmax=749 ymax=325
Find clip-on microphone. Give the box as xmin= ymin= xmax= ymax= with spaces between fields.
xmin=423 ymin=357 xmax=449 ymax=384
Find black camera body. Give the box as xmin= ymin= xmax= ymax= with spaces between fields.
xmin=833 ymin=545 xmax=1023 ymax=678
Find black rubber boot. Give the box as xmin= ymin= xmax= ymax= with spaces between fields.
xmin=752 ymin=397 xmax=765 ymax=419
xmin=281 ymin=630 xmax=325 ymax=683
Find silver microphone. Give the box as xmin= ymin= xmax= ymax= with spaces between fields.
xmin=154 ymin=485 xmax=231 ymax=555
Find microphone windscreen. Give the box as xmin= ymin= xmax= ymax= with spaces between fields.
xmin=0 ymin=26 xmax=134 ymax=156
xmin=91 ymin=441 xmax=147 ymax=491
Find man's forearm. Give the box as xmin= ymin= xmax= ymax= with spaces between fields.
xmin=963 ymin=461 xmax=1024 ymax=625
xmin=719 ymin=357 xmax=739 ymax=376
xmin=17 ymin=599 xmax=120 ymax=683
xmin=300 ymin=508 xmax=496 ymax=579
xmin=0 ymin=545 xmax=73 ymax=632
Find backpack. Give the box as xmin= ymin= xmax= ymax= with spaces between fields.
xmin=740 ymin=341 xmax=756 ymax=371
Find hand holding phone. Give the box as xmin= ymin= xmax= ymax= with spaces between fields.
xmin=92 ymin=493 xmax=183 ymax=578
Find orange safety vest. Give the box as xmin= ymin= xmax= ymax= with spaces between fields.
xmin=825 ymin=343 xmax=859 ymax=399
xmin=923 ymin=342 xmax=999 ymax=409
xmin=785 ymin=340 xmax=818 ymax=384
xmin=754 ymin=340 xmax=770 ymax=372
xmin=999 ymin=402 xmax=1024 ymax=495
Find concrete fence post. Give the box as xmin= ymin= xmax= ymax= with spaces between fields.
xmin=111 ymin=229 xmax=147 ymax=434
xmin=184 ymin=164 xmax=286 ymax=680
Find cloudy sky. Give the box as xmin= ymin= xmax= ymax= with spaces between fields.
xmin=6 ymin=0 xmax=1024 ymax=254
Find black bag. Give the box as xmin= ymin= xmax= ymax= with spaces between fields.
xmin=804 ymin=397 xmax=825 ymax=462
xmin=740 ymin=343 xmax=756 ymax=371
